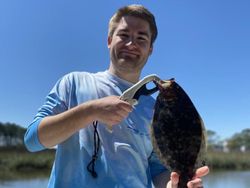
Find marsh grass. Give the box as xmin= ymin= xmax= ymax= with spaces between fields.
xmin=206 ymin=151 xmax=250 ymax=170
xmin=0 ymin=147 xmax=54 ymax=180
xmin=1 ymin=147 xmax=250 ymax=180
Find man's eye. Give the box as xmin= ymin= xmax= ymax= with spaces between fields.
xmin=138 ymin=36 xmax=149 ymax=42
xmin=119 ymin=33 xmax=128 ymax=38
xmin=138 ymin=37 xmax=146 ymax=41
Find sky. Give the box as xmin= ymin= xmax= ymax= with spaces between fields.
xmin=0 ymin=0 xmax=249 ymax=140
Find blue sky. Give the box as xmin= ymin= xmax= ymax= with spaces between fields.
xmin=0 ymin=0 xmax=249 ymax=140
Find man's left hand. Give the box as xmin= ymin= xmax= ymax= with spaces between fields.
xmin=166 ymin=166 xmax=209 ymax=188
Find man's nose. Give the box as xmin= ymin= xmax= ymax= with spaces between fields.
xmin=125 ymin=38 xmax=137 ymax=48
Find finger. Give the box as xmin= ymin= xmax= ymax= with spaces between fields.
xmin=166 ymin=181 xmax=172 ymax=188
xmin=117 ymin=107 xmax=132 ymax=117
xmin=114 ymin=102 xmax=133 ymax=119
xmin=108 ymin=115 xmax=124 ymax=125
xmin=171 ymin=172 xmax=179 ymax=184
xmin=112 ymin=108 xmax=130 ymax=122
xmin=168 ymin=172 xmax=179 ymax=188
xmin=193 ymin=166 xmax=209 ymax=179
xmin=187 ymin=178 xmax=203 ymax=188
xmin=118 ymin=101 xmax=133 ymax=112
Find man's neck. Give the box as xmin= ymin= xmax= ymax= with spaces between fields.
xmin=108 ymin=66 xmax=140 ymax=84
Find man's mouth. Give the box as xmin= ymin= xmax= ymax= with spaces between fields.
xmin=120 ymin=50 xmax=139 ymax=58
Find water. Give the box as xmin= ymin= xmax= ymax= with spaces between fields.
xmin=0 ymin=171 xmax=249 ymax=188
xmin=0 ymin=178 xmax=48 ymax=188
xmin=203 ymin=170 xmax=250 ymax=188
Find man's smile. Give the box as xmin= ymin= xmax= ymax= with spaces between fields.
xmin=119 ymin=50 xmax=140 ymax=58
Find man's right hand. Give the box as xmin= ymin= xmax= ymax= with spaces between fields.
xmin=93 ymin=96 xmax=133 ymax=126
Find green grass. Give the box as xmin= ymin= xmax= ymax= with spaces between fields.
xmin=0 ymin=147 xmax=54 ymax=180
xmin=206 ymin=151 xmax=250 ymax=170
xmin=1 ymin=147 xmax=250 ymax=179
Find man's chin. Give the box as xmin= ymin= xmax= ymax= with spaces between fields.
xmin=118 ymin=57 xmax=139 ymax=64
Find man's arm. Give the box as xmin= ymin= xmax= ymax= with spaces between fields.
xmin=37 ymin=96 xmax=132 ymax=148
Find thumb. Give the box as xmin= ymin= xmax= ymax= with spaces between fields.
xmin=193 ymin=166 xmax=209 ymax=179
xmin=166 ymin=172 xmax=179 ymax=188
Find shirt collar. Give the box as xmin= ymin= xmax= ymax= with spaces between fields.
xmin=103 ymin=70 xmax=134 ymax=92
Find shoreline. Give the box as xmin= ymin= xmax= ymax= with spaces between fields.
xmin=1 ymin=147 xmax=250 ymax=179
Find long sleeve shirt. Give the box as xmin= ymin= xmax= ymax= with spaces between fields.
xmin=24 ymin=70 xmax=166 ymax=188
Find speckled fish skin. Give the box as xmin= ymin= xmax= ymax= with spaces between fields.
xmin=151 ymin=79 xmax=206 ymax=188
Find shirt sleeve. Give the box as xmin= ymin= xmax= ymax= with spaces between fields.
xmin=24 ymin=74 xmax=70 ymax=152
xmin=148 ymin=150 xmax=168 ymax=179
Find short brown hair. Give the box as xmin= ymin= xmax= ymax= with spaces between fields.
xmin=108 ymin=4 xmax=158 ymax=46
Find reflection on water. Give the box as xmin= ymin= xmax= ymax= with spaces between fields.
xmin=203 ymin=170 xmax=250 ymax=188
xmin=0 ymin=171 xmax=250 ymax=188
xmin=0 ymin=178 xmax=48 ymax=188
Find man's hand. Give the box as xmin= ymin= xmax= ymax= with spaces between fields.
xmin=93 ymin=96 xmax=133 ymax=126
xmin=166 ymin=166 xmax=209 ymax=188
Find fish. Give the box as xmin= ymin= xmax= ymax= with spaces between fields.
xmin=151 ymin=79 xmax=206 ymax=188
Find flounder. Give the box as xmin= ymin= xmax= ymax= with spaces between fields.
xmin=151 ymin=79 xmax=206 ymax=188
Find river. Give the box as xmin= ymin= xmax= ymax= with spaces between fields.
xmin=0 ymin=170 xmax=249 ymax=188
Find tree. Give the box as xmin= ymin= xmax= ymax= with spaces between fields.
xmin=227 ymin=129 xmax=250 ymax=151
xmin=206 ymin=130 xmax=221 ymax=151
xmin=0 ymin=122 xmax=26 ymax=147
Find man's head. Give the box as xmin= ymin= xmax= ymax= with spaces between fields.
xmin=108 ymin=4 xmax=158 ymax=46
xmin=107 ymin=5 xmax=158 ymax=83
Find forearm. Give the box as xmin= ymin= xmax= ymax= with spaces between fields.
xmin=38 ymin=100 xmax=96 ymax=148
xmin=25 ymin=95 xmax=132 ymax=151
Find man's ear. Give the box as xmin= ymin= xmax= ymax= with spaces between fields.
xmin=107 ymin=36 xmax=112 ymax=49
xmin=149 ymin=46 xmax=153 ymax=55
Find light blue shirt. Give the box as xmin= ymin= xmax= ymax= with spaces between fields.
xmin=24 ymin=71 xmax=167 ymax=188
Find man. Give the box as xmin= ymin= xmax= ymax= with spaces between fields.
xmin=24 ymin=4 xmax=208 ymax=188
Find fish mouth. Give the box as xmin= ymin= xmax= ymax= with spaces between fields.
xmin=154 ymin=78 xmax=175 ymax=90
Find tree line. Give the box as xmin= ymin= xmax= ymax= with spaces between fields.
xmin=0 ymin=122 xmax=249 ymax=152
xmin=207 ymin=128 xmax=250 ymax=152
xmin=0 ymin=122 xmax=26 ymax=147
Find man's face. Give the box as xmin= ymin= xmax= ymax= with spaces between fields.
xmin=108 ymin=16 xmax=153 ymax=74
